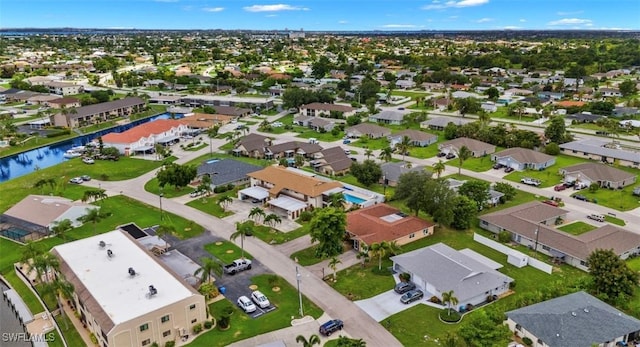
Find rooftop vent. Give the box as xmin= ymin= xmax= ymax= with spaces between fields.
xmin=99 ymin=241 xmax=106 ymax=248
xmin=148 ymin=285 xmax=158 ymax=298
xmin=584 ymin=308 xmax=589 ymax=313
xmin=128 ymin=267 xmax=136 ymax=277
xmin=571 ymin=312 xmax=577 ymax=317
xmin=107 ymin=249 xmax=114 ymax=258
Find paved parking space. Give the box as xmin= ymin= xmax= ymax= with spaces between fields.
xmin=354 ymin=290 xmax=423 ymax=322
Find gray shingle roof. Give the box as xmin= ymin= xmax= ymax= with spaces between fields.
xmin=506 ymin=291 xmax=640 ymax=347
xmin=391 ymin=243 xmax=513 ymax=304
xmin=559 ymin=139 xmax=640 ymax=163
xmin=370 ymin=110 xmax=404 ymax=122
xmin=196 ymin=159 xmax=262 ymax=186
xmin=494 ymin=147 xmax=554 ymax=165
xmin=560 ymin=162 xmax=636 ymax=183
xmin=71 ymin=97 xmax=145 ymax=120
xmin=380 ymin=162 xmax=426 ymax=182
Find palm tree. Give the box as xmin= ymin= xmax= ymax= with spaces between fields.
xmin=81 ymin=189 xmax=108 ymax=203
xmin=34 ymin=178 xmax=57 ymax=194
xmin=248 ymin=207 xmax=265 ymax=223
xmin=263 ymin=213 xmax=282 ymax=228
xmin=218 ymin=195 xmax=233 ymax=211
xmin=230 ymin=221 xmax=253 ymax=258
xmin=364 ymin=148 xmax=373 ymax=159
xmin=356 ymin=249 xmax=370 ymax=268
xmin=20 ymin=241 xmax=42 ymax=266
xmin=369 ymin=242 xmax=388 ymax=271
xmin=432 ymin=160 xmax=446 ymax=179
xmin=328 ymin=193 xmax=346 ymax=209
xmin=31 ymin=252 xmax=59 ymax=283
xmin=295 ymin=334 xmax=321 ymax=347
xmin=77 ymin=208 xmax=108 ymax=235
xmin=155 ymin=224 xmax=176 ymax=250
xmin=395 ymin=135 xmax=412 ymax=162
xmin=41 ymin=276 xmax=74 ymax=329
xmin=51 ymin=219 xmax=73 ymax=242
xmin=194 ymin=257 xmax=223 ymax=284
xmin=457 ymin=146 xmax=472 ymax=175
xmin=442 ymin=290 xmax=459 ymax=316
xmin=378 ymin=147 xmax=393 ymax=162
xmin=328 ymin=257 xmax=341 ymax=281
xmin=197 ymin=176 xmax=213 ymax=197
xmin=478 ymin=110 xmax=491 ymax=127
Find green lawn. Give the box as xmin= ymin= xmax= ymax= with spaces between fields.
xmin=605 ymin=215 xmax=626 ymax=226
xmin=296 ymin=130 xmax=345 ymax=142
xmin=50 ymin=314 xmax=85 ymax=347
xmin=570 ymin=185 xmax=640 ymax=212
xmin=291 ymin=246 xmax=327 ymax=266
xmin=351 ymin=137 xmax=389 ymax=150
xmin=204 ymin=241 xmax=253 ymax=263
xmin=186 ymin=196 xmax=235 ymax=218
xmin=251 ymin=220 xmax=310 ymax=245
xmin=190 ymin=274 xmax=323 ymax=347
xmin=627 ymin=257 xmax=640 ymax=271
xmin=461 ymin=155 xmax=498 ymax=172
xmin=2 ymin=270 xmax=44 ymax=313
xmin=503 ymin=154 xmax=591 ymax=188
xmin=329 ymin=262 xmax=396 ymax=301
xmin=183 ymin=152 xmax=272 ymax=169
xmin=390 ymin=90 xmax=432 ymax=98
xmin=144 ymin=177 xmax=192 ymax=198
xmin=386 ymin=304 xmax=459 ymax=346
xmin=557 ymin=221 xmax=597 ymax=235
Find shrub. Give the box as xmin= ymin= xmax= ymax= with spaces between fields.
xmin=429 ymin=296 xmax=442 ymax=304
xmin=589 ymin=183 xmax=600 ymax=192
xmin=198 ymin=283 xmax=219 ymax=300
xmin=90 ymin=333 xmax=98 ymax=345
xmin=151 ymin=343 xmax=159 ymax=347
xmin=522 ymin=337 xmax=533 ymax=346
xmin=439 ymin=309 xmax=461 ymax=323
xmin=298 ymin=210 xmax=313 ymax=222
xmin=509 ymin=281 xmax=516 ymax=290
xmin=204 ymin=320 xmax=213 ymax=329
xmin=544 ymin=142 xmax=560 ymax=155
xmin=192 ymin=323 xmax=203 ymax=334
xmin=399 ymin=272 xmax=411 ymax=282
xmin=218 ymin=314 xmax=230 ymax=329
xmin=165 ymin=341 xmax=176 ymax=347
xmin=498 ymin=231 xmax=512 ymax=243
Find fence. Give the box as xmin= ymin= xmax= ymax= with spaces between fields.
xmin=473 ymin=233 xmax=553 ymax=274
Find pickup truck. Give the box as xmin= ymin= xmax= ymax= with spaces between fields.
xmin=521 ymin=178 xmax=541 ymax=186
xmin=224 ymin=258 xmax=252 ymax=275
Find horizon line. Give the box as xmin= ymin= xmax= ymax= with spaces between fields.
xmin=1 ymin=27 xmax=639 ymax=32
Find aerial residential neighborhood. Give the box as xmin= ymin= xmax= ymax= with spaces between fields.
xmin=1 ymin=2 xmax=640 ymax=347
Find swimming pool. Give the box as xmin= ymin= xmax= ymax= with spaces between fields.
xmin=343 ymin=193 xmax=366 ymax=205
xmin=0 ymin=227 xmax=31 ymax=242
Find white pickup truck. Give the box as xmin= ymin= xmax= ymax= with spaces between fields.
xmin=223 ymin=258 xmax=252 ymax=275
xmin=521 ymin=178 xmax=541 ymax=186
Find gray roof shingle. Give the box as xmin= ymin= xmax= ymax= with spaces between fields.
xmin=196 ymin=159 xmax=262 ymax=186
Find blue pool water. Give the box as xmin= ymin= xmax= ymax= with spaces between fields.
xmin=343 ymin=193 xmax=366 ymax=204
xmin=0 ymin=112 xmax=182 ymax=183
xmin=0 ymin=227 xmax=31 ymax=242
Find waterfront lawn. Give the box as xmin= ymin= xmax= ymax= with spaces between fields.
xmin=192 ymin=274 xmax=323 ymax=347
xmin=0 ymin=157 xmax=171 ymax=212
xmin=50 ymin=314 xmax=85 ymax=347
xmin=2 ymin=270 xmax=44 ymax=314
xmin=0 ymin=133 xmax=77 ymax=158
xmin=557 ymin=221 xmax=597 ymax=235
xmin=503 ymin=154 xmax=589 ymax=188
xmin=204 ymin=241 xmax=253 ymax=263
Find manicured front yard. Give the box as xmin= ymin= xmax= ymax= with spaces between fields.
xmin=251 ymin=219 xmax=310 ymax=245
xmin=557 ymin=221 xmax=597 ymax=235
xmin=329 ymin=262 xmax=396 ymax=301
xmin=144 ymin=177 xmax=192 ymax=198
xmin=570 ymin=185 xmax=640 ymax=212
xmin=291 ymin=245 xmax=326 ymax=266
xmin=204 ymin=241 xmax=253 ymax=263
xmin=190 ymin=274 xmax=323 ymax=347
xmin=503 ymin=154 xmax=590 ymax=188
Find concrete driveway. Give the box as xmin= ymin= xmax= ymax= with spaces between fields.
xmin=354 ymin=290 xmax=423 ymax=322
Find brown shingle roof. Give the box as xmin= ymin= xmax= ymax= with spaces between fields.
xmin=440 ymin=137 xmax=495 ymax=153
xmin=347 ymin=204 xmax=434 ymax=245
xmin=237 ymin=133 xmax=271 ymax=153
xmin=494 ymin=147 xmax=554 ymax=164
xmin=390 ymin=129 xmax=437 ymax=142
xmin=301 ymin=102 xmax=355 ymax=112
xmin=248 ymin=166 xmax=343 ymax=197
xmin=47 ymin=97 xmax=80 ymax=105
xmin=267 ymin=141 xmax=323 ymax=155
xmin=561 ymin=163 xmax=636 ymax=183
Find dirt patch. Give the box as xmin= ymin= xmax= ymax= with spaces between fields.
xmin=215 ymin=241 xmax=223 ymax=246
xmin=249 ymin=284 xmax=258 ymax=290
xmin=272 ymin=286 xmax=280 ymax=292
xmin=226 ymin=250 xmax=234 ymax=254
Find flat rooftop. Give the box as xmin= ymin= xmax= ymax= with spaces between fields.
xmin=52 ymin=230 xmax=194 ymax=325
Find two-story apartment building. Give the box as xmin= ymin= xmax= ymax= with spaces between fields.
xmin=45 ymin=81 xmax=84 ymax=96
xmin=299 ymin=103 xmax=357 ymax=118
xmin=101 ymin=119 xmax=189 ymax=155
xmin=50 ymin=97 xmax=145 ymax=128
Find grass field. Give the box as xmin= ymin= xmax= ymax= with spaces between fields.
xmin=503 ymin=154 xmax=590 ymax=188
xmin=186 ymin=195 xmax=235 ymax=218
xmin=390 ymin=90 xmax=432 ymax=98
xmin=605 ymin=214 xmax=626 ymax=226
xmin=190 ymin=274 xmax=323 ymax=347
xmin=251 ymin=219 xmax=310 ymax=244
xmin=557 ymin=221 xmax=597 ymax=235
xmin=570 ymin=185 xmax=640 ymax=212
xmin=204 ymin=241 xmax=253 ymax=263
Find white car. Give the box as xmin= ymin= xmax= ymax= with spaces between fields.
xmin=251 ymin=290 xmax=270 ymax=309
xmin=271 ymin=121 xmax=283 ymax=127
xmin=237 ymin=296 xmax=256 ymax=313
xmin=69 ymin=177 xmax=84 ymax=184
xmin=82 ymin=157 xmax=95 ymax=164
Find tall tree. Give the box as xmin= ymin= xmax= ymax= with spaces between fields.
xmin=378 ymin=147 xmax=393 ymax=162
xmin=451 ymin=196 xmax=478 ymax=230
xmin=455 ymin=97 xmax=481 ymax=117
xmin=77 ymin=208 xmax=109 ymax=235
xmin=432 ymin=160 xmax=446 ymax=179
xmin=587 ymin=249 xmax=638 ymax=303
xmin=457 ymin=146 xmax=472 ymax=175
xmin=458 ymin=180 xmax=490 ymax=211
xmin=230 ymin=221 xmax=254 ymax=259
xmin=350 ymin=159 xmax=382 ymax=187
xmin=441 ymin=290 xmax=459 ymax=316
xmin=364 ymin=148 xmax=373 ymax=159
xmin=40 ymin=276 xmax=74 ymax=329
xmin=328 ymin=257 xmax=342 ymax=281
xmin=309 ymin=207 xmax=346 ymax=259
xmin=263 ymin=213 xmax=282 ymax=228
xmin=544 ymin=116 xmax=570 ymax=144
xmin=194 ymin=257 xmax=223 ymax=284
xmin=369 ymin=241 xmax=400 ymax=271
xmin=51 ymin=219 xmax=73 ymax=242
xmin=493 ymin=182 xmax=517 ymax=202
xmin=328 ymin=193 xmax=346 ymax=209
xmin=394 ymin=170 xmax=432 ymax=216
xmin=395 ymin=135 xmax=412 ymax=162
xmin=156 ymin=163 xmax=198 ymax=190
xmin=218 ymin=195 xmax=233 ymax=211
xmin=248 ymin=207 xmax=266 ymax=223
xmin=458 ymin=309 xmax=511 ymax=346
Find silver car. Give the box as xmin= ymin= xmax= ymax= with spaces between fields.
xmin=251 ymin=290 xmax=270 ymax=309
xmin=237 ymin=296 xmax=256 ymax=313
xmin=400 ymin=289 xmax=424 ymax=304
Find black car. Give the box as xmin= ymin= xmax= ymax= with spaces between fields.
xmin=319 ymin=319 xmax=344 ymax=336
xmin=394 ymin=282 xmax=416 ymax=294
xmin=493 ymin=163 xmax=504 ymax=169
xmin=445 ymin=153 xmax=456 ymax=159
xmin=400 ymin=289 xmax=424 ymax=304
xmin=573 ymin=194 xmax=588 ymax=201
xmin=437 ymin=152 xmax=447 ymax=157
xmin=504 ymin=167 xmax=515 ymax=173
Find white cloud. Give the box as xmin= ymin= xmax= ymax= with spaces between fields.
xmin=475 ymin=17 xmax=493 ymax=23
xmin=202 ymin=7 xmax=224 ymax=12
xmin=266 ymin=14 xmax=278 ymax=17
xmin=243 ymin=4 xmax=309 ymax=12
xmin=381 ymin=24 xmax=418 ymax=28
xmin=423 ymin=0 xmax=489 ymax=10
xmin=338 ymin=20 xmax=349 ymax=24
xmin=548 ymin=18 xmax=592 ymax=26
xmin=502 ymin=26 xmax=522 ymax=30
xmin=557 ymin=10 xmax=583 ymax=15
xmin=519 ymin=18 xmax=526 ymax=22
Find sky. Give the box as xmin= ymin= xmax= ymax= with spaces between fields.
xmin=1 ymin=0 xmax=639 ymax=31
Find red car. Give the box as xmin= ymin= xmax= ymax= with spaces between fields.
xmin=554 ymin=184 xmax=567 ymax=191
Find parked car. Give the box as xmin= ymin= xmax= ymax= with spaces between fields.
xmin=237 ymin=296 xmax=256 ymax=313
xmin=492 ymin=163 xmax=504 ymax=169
xmin=521 ymin=178 xmax=541 ymax=186
xmin=342 ymin=139 xmax=351 ymax=144
xmin=504 ymin=167 xmax=515 ymax=173
xmin=595 ymin=131 xmax=609 ymax=136
xmin=397 ymin=107 xmax=405 ymax=110
xmin=251 ymin=290 xmax=270 ymax=309
xmin=69 ymin=177 xmax=84 ymax=184
xmin=394 ymin=281 xmax=416 ymax=294
xmin=542 ymin=200 xmax=559 ymax=207
xmin=271 ymin=121 xmax=283 ymax=127
xmin=554 ymin=184 xmax=567 ymax=191
xmin=573 ymin=194 xmax=588 ymax=201
xmin=437 ymin=152 xmax=447 ymax=157
xmin=189 ymin=189 xmax=206 ymax=198
xmin=400 ymin=289 xmax=424 ymax=304
xmin=224 ymin=258 xmax=252 ymax=275
xmin=445 ymin=153 xmax=456 ymax=159
xmin=82 ymin=157 xmax=95 ymax=164
xmin=587 ymin=214 xmax=605 ymax=222
xmin=319 ymin=319 xmax=344 ymax=336
xmin=80 ymin=175 xmax=91 ymax=181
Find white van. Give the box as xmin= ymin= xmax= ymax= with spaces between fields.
xmin=308 ymin=138 xmax=319 ymax=144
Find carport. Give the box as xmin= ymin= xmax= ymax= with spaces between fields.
xmin=268 ymin=196 xmax=307 ymax=219
xmin=238 ymin=186 xmax=269 ymax=202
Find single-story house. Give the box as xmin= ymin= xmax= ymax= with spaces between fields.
xmin=420 ymin=117 xmax=473 ymax=131
xmin=46 ymin=97 xmax=81 ymax=109
xmin=445 ymin=178 xmax=504 ymax=207
xmin=265 ymin=141 xmax=323 ymax=160
xmin=387 ymin=130 xmax=438 ymax=147
xmin=481 ymin=101 xmax=498 ymax=113
xmin=506 ymin=291 xmax=640 ymax=347
xmin=391 ymin=243 xmax=513 ymax=307
xmin=346 ymin=204 xmax=434 ymax=251
xmin=439 ymin=137 xmax=496 ymax=158
xmin=432 ymin=98 xmax=453 ymax=111
xmin=559 ymin=162 xmax=636 ymax=189
xmin=233 ymin=133 xmax=273 ymax=158
xmin=311 ymin=147 xmax=353 ymax=176
xmin=195 ymin=159 xmax=262 ymax=189
xmin=368 ymin=110 xmax=404 ymax=125
xmin=479 ymin=201 xmax=640 ymax=270
xmin=380 ymin=162 xmax=425 ymax=187
xmin=307 ymin=117 xmax=336 ymax=132
xmin=346 ymin=123 xmax=391 ymax=139
xmin=299 ymin=103 xmax=356 ymax=118
xmin=0 ymin=195 xmax=97 ymax=241
xmin=179 ymin=95 xmax=271 ymax=113
xmin=491 ymin=147 xmax=556 ymax=171
xmin=599 ymin=88 xmax=622 ymax=97
xmin=559 ymin=139 xmax=640 ymax=168
xmin=101 ymin=119 xmax=188 ymax=155
xmin=566 ymin=112 xmax=604 ymax=123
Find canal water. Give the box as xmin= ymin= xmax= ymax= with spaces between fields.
xmin=0 ymin=113 xmax=182 ymax=183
